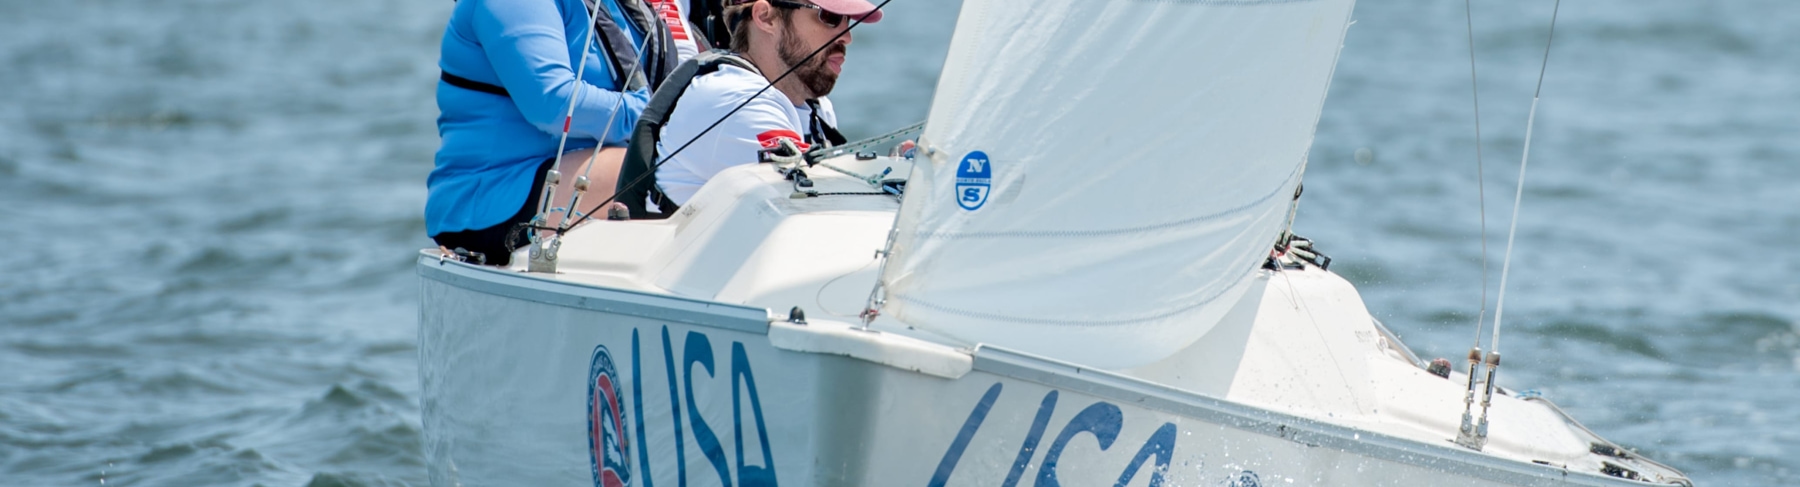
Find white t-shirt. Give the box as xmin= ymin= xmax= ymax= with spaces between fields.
xmin=654 ymin=64 xmax=837 ymax=205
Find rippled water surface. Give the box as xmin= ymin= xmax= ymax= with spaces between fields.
xmin=2 ymin=0 xmax=1795 ymax=485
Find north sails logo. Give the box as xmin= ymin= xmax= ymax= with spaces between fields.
xmin=956 ymin=151 xmax=992 ymax=211
xmin=588 ymin=345 xmax=631 ymax=487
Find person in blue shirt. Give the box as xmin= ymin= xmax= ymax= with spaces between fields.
xmin=428 ymin=0 xmax=683 ymax=265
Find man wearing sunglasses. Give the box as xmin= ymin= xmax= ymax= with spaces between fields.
xmin=647 ymin=0 xmax=883 ymax=207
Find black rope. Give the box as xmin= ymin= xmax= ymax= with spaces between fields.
xmin=1533 ymin=0 xmax=1562 ymax=98
xmin=561 ymin=0 xmax=896 ymax=231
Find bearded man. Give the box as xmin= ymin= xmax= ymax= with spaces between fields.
xmin=648 ymin=0 xmax=883 ymax=206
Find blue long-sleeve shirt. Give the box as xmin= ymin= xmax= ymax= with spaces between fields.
xmin=427 ymin=0 xmax=651 ymax=237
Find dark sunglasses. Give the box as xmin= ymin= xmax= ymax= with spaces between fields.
xmin=765 ymin=0 xmax=847 ymax=29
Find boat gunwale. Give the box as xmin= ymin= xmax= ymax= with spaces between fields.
xmin=973 ymin=345 xmax=1662 ymax=487
xmin=415 ymin=253 xmax=1668 ymax=487
xmin=416 ymin=252 xmax=770 ymax=334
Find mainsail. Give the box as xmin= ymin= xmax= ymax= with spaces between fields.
xmin=880 ymin=0 xmax=1356 ymax=369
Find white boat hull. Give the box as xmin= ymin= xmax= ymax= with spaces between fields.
xmin=418 ymin=257 xmax=1667 ymax=487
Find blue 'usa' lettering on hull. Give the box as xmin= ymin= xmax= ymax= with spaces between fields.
xmin=929 ymin=383 xmax=1004 ymax=487
xmin=933 ymin=382 xmax=1178 ymax=486
xmin=732 ymin=342 xmax=777 ymax=487
xmin=620 ymin=327 xmax=777 ymax=487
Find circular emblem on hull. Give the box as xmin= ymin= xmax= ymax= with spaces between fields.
xmin=956 ymin=151 xmax=992 ymax=211
xmin=588 ymin=345 xmax=631 ymax=487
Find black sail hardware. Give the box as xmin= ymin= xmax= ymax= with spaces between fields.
xmin=1264 ymin=234 xmax=1331 ymax=271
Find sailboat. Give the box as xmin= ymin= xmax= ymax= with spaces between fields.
xmin=415 ymin=0 xmax=1693 ymax=485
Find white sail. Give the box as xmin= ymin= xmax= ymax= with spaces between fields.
xmin=881 ymin=0 xmax=1356 ymax=369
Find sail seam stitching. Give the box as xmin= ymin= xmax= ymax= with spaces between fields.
xmin=914 ymin=162 xmax=1302 ymax=240
xmin=891 ymin=267 xmax=1253 ymax=326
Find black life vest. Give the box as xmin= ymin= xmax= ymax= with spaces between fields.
xmin=616 ymin=51 xmax=758 ymax=219
xmin=690 ymin=0 xmax=732 ymax=51
xmin=440 ymin=0 xmax=680 ymax=96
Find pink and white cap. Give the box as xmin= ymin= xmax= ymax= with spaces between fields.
xmin=726 ymin=0 xmax=884 ymax=24
xmin=810 ymin=0 xmax=883 ymax=23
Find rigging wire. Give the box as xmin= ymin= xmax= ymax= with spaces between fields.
xmin=1465 ymin=0 xmax=1563 ymax=449
xmin=540 ymin=0 xmax=611 ymax=220
xmin=1463 ymin=0 xmax=1492 ymax=363
xmin=509 ymin=1 xmax=660 ymax=259
xmin=506 ymin=0 xmax=616 ymax=258
xmin=559 ymin=18 xmax=660 ymax=231
xmin=1492 ymin=0 xmax=1562 ymax=359
xmin=560 ymin=0 xmax=898 ymax=232
xmin=1455 ymin=0 xmax=1493 ymax=449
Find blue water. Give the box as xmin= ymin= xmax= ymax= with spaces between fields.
xmin=1 ymin=0 xmax=1794 ymax=485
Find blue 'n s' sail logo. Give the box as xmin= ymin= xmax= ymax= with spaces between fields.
xmin=956 ymin=151 xmax=992 ymax=211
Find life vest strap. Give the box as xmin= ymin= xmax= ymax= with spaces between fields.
xmin=440 ymin=71 xmax=509 ymax=97
xmin=617 ymin=50 xmax=761 ymax=219
xmin=804 ymin=98 xmax=847 ymax=147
